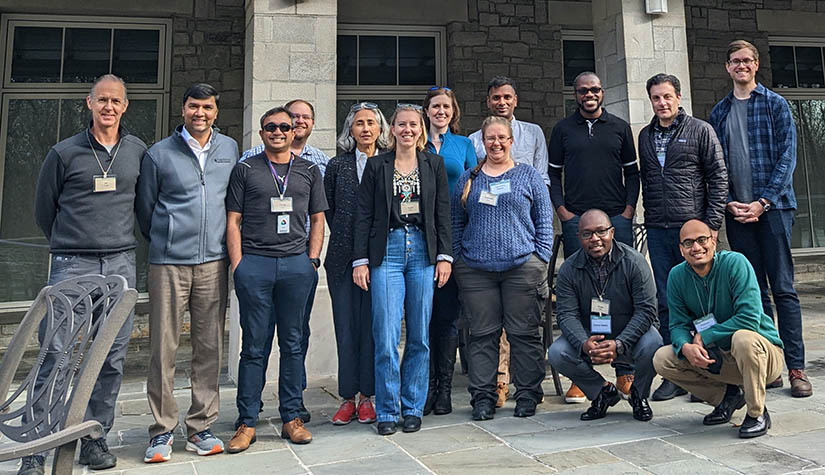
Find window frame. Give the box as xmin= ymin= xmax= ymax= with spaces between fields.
xmin=561 ymin=30 xmax=595 ymax=94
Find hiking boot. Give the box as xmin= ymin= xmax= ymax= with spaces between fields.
xmin=789 ymin=369 xmax=813 ymax=398
xmin=79 ymin=437 xmax=117 ymax=470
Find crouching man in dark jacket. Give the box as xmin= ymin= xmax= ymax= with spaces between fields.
xmin=638 ymin=73 xmax=728 ymax=401
xmin=548 ymin=209 xmax=662 ymax=421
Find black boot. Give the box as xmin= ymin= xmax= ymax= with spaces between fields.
xmin=423 ymin=336 xmax=438 ymax=416
xmin=434 ymin=335 xmax=458 ymax=415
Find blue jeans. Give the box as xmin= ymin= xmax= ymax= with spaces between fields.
xmin=561 ymin=213 xmax=633 ymax=259
xmin=300 ymin=270 xmax=318 ymax=391
xmin=371 ymin=227 xmax=435 ymax=422
xmin=726 ymin=210 xmax=805 ymax=369
xmin=646 ymin=227 xmax=684 ymax=346
xmin=234 ymin=253 xmax=316 ymax=426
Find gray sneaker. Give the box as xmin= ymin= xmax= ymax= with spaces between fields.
xmin=17 ymin=455 xmax=44 ymax=475
xmin=186 ymin=428 xmax=224 ymax=456
xmin=144 ymin=432 xmax=173 ymax=463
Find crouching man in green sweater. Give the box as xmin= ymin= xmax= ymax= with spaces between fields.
xmin=653 ymin=219 xmax=784 ymax=438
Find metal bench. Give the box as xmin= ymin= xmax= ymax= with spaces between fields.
xmin=0 ymin=275 xmax=137 ymax=475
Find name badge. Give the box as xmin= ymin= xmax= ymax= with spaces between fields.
xmin=590 ymin=297 xmax=610 ymax=315
xmin=277 ymin=214 xmax=290 ymax=234
xmin=591 ymin=314 xmax=612 ymax=334
xmin=693 ymin=313 xmax=718 ymax=333
xmin=489 ymin=179 xmax=511 ymax=195
xmin=271 ymin=197 xmax=293 ymax=213
xmin=401 ymin=200 xmax=420 ymax=215
xmin=479 ymin=191 xmax=498 ymax=206
xmin=93 ymin=175 xmax=117 ymax=193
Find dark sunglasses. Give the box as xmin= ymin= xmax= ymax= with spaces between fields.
xmin=350 ymin=102 xmax=379 ymax=112
xmin=576 ymin=86 xmax=603 ymax=96
xmin=263 ymin=122 xmax=292 ymax=133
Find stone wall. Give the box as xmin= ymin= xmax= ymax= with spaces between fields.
xmin=446 ymin=0 xmax=566 ymax=136
xmin=170 ymin=0 xmax=245 ymax=144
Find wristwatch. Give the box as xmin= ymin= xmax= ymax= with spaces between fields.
xmin=310 ymin=257 xmax=321 ymax=269
xmin=615 ymin=339 xmax=626 ymax=356
xmin=758 ymin=198 xmax=772 ymax=212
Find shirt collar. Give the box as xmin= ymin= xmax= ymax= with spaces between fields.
xmin=180 ymin=125 xmax=212 ymax=150
xmin=654 ymin=108 xmax=685 ymax=132
xmin=574 ymin=108 xmax=608 ymax=124
xmin=355 ymin=148 xmax=368 ymax=161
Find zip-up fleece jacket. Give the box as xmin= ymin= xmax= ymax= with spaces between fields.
xmin=136 ymin=125 xmax=238 ymax=265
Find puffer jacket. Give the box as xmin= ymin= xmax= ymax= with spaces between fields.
xmin=638 ymin=109 xmax=728 ymax=230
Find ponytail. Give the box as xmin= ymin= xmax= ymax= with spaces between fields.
xmin=460 ymin=157 xmax=487 ymax=208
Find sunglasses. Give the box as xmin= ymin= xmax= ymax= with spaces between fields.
xmin=576 ymin=86 xmax=604 ymax=96
xmin=428 ymin=86 xmax=452 ymax=91
xmin=396 ymin=103 xmax=424 ymax=111
xmin=263 ymin=122 xmax=292 ymax=133
xmin=350 ymin=102 xmax=379 ymax=112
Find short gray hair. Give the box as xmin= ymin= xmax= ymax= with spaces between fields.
xmin=90 ymin=74 xmax=128 ymax=100
xmin=336 ymin=106 xmax=391 ymax=152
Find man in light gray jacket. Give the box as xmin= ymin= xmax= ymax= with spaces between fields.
xmin=136 ymin=83 xmax=238 ymax=463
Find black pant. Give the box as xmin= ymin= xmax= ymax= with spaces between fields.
xmin=454 ymin=255 xmax=547 ymax=405
xmin=328 ymin=272 xmax=375 ymax=399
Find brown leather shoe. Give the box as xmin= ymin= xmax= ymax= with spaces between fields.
xmin=227 ymin=424 xmax=256 ymax=453
xmin=789 ymin=369 xmax=813 ymax=398
xmin=616 ymin=375 xmax=634 ymax=400
xmin=495 ymin=382 xmax=510 ymax=408
xmin=282 ymin=418 xmax=312 ymax=444
xmin=564 ymin=383 xmax=586 ymax=404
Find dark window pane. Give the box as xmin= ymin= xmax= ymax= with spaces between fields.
xmin=112 ymin=29 xmax=160 ymax=84
xmin=770 ymin=46 xmax=797 ymax=88
xmin=121 ymin=99 xmax=159 ymax=147
xmin=797 ymin=100 xmax=825 ymax=247
xmin=563 ymin=40 xmax=595 ymax=87
xmin=0 ymin=99 xmax=58 ymax=301
xmin=564 ymin=98 xmax=578 ymax=117
xmin=336 ymin=99 xmax=357 ymax=138
xmin=337 ymin=35 xmax=357 ymax=85
xmin=62 ymin=28 xmax=111 ymax=83
xmin=10 ymin=27 xmax=62 ymax=83
xmin=795 ymin=46 xmax=824 ymax=88
xmin=58 ymin=98 xmax=90 ymax=141
xmin=359 ymin=36 xmax=396 ymax=85
xmin=399 ymin=36 xmax=435 ymax=85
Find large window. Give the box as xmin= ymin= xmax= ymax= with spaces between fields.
xmin=0 ymin=15 xmax=171 ymax=308
xmin=561 ymin=31 xmax=595 ymax=116
xmin=336 ymin=25 xmax=446 ymax=137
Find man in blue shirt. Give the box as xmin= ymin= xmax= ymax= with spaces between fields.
xmin=708 ymin=40 xmax=812 ymax=398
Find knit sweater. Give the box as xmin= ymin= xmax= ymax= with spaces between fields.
xmin=667 ymin=250 xmax=783 ymax=357
xmin=451 ymin=163 xmax=554 ymax=272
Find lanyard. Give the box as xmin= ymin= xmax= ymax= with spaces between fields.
xmin=266 ymin=156 xmax=293 ymax=199
xmin=690 ymin=275 xmax=713 ymax=317
xmin=86 ymin=130 xmax=122 ymax=178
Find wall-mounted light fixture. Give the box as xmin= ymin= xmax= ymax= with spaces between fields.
xmin=646 ymin=0 xmax=668 ymax=14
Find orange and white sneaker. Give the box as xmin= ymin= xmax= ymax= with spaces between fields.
xmin=564 ymin=384 xmax=587 ymax=404
xmin=186 ymin=429 xmax=224 ymax=456
xmin=144 ymin=432 xmax=173 ymax=463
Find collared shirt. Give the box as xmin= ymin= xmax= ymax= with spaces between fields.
xmin=653 ymin=109 xmax=684 ymax=168
xmin=709 ymin=83 xmax=797 ymax=210
xmin=240 ymin=142 xmax=329 ymax=177
xmin=426 ymin=129 xmax=477 ymax=192
xmin=468 ymin=116 xmax=549 ymax=185
xmin=180 ymin=126 xmax=212 ymax=170
xmin=586 ymin=243 xmax=615 ymax=291
xmin=355 ymin=148 xmax=369 ymax=182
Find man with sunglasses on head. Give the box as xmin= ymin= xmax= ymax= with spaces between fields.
xmin=653 ymin=220 xmax=784 ymax=439
xmin=708 ymin=40 xmax=811 ymax=398
xmin=548 ymin=71 xmax=640 ymax=404
xmin=548 ymin=209 xmax=661 ymax=422
xmin=638 ymin=73 xmax=728 ymax=402
xmin=240 ymin=99 xmax=330 ymax=422
xmin=225 ymin=107 xmax=328 ymax=450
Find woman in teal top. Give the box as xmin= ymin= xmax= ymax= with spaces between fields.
xmin=423 ymin=86 xmax=477 ymax=416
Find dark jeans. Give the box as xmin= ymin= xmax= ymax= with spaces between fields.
xmin=726 ymin=210 xmax=805 ymax=369
xmin=328 ymin=272 xmax=374 ymax=399
xmin=548 ymin=327 xmax=662 ymax=399
xmin=645 ymin=227 xmax=684 ymax=346
xmin=234 ymin=253 xmax=316 ymax=426
xmin=300 ymin=270 xmax=319 ymax=391
xmin=454 ymin=255 xmax=547 ymax=405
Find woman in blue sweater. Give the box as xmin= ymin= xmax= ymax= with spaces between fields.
xmin=423 ymin=87 xmax=477 ymax=416
xmin=451 ymin=116 xmax=554 ymax=421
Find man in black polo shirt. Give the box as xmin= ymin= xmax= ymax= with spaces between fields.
xmin=225 ymin=106 xmax=327 ymax=450
xmin=548 ymin=71 xmax=640 ymax=403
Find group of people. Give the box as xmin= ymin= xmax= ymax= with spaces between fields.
xmin=17 ymin=38 xmax=812 ymax=475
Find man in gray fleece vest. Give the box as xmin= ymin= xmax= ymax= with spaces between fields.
xmin=135 ymin=84 xmax=238 ymax=463
xmin=27 ymin=74 xmax=147 ymax=475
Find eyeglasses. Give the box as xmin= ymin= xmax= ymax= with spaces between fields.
xmin=350 ymin=102 xmax=379 ymax=112
xmin=483 ymin=135 xmax=511 ymax=144
xmin=680 ymin=235 xmax=713 ymax=248
xmin=727 ymin=58 xmax=756 ymax=66
xmin=579 ymin=226 xmax=613 ymax=240
xmin=396 ymin=103 xmax=424 ymax=111
xmin=263 ymin=122 xmax=292 ymax=133
xmin=428 ymin=86 xmax=452 ymax=91
xmin=575 ymin=86 xmax=603 ymax=96
xmin=291 ymin=113 xmax=313 ymax=121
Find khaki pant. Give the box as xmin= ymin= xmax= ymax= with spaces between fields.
xmin=497 ymin=331 xmax=510 ymax=384
xmin=653 ymin=329 xmax=784 ymax=418
xmin=147 ymin=260 xmax=228 ymax=438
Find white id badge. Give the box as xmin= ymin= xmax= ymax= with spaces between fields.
xmin=590 ymin=298 xmax=610 ymax=315
xmin=693 ymin=313 xmax=718 ymax=333
xmin=590 ymin=314 xmax=612 ymax=334
xmin=489 ymin=179 xmax=511 ymax=195
xmin=401 ymin=200 xmax=420 ymax=215
xmin=93 ymin=175 xmax=117 ymax=193
xmin=479 ymin=191 xmax=499 ymax=206
xmin=271 ymin=197 xmax=293 ymax=213
xmin=277 ymin=214 xmax=290 ymax=234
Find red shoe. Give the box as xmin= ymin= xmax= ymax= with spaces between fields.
xmin=332 ymin=400 xmax=357 ymax=425
xmin=357 ymin=398 xmax=377 ymax=424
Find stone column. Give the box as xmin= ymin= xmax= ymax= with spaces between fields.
xmin=591 ymin=0 xmax=692 ymax=134
xmin=229 ymin=0 xmax=338 ymax=385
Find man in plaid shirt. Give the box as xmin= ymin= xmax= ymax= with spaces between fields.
xmin=709 ymin=40 xmax=812 ymax=398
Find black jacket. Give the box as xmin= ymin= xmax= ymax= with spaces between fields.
xmin=638 ymin=110 xmax=728 ymax=230
xmin=323 ymin=151 xmax=360 ymax=279
xmin=353 ymin=150 xmax=452 ymax=267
